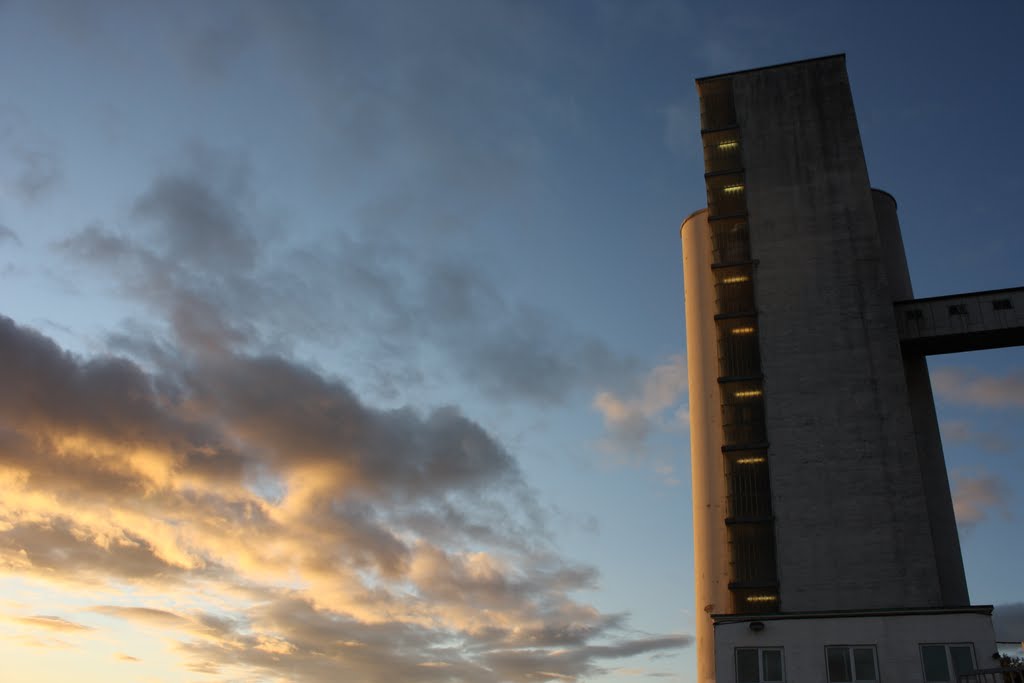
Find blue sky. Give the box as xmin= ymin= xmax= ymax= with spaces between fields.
xmin=0 ymin=2 xmax=1021 ymax=681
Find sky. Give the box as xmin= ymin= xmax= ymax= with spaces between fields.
xmin=0 ymin=1 xmax=1022 ymax=681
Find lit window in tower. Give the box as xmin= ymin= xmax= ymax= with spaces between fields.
xmin=718 ymin=140 xmax=739 ymax=150
xmin=734 ymin=389 xmax=763 ymax=398
xmin=745 ymin=595 xmax=778 ymax=604
xmin=735 ymin=456 xmax=766 ymax=464
xmin=721 ymin=275 xmax=750 ymax=284
xmin=723 ymin=184 xmax=744 ymax=194
xmin=731 ymin=326 xmax=756 ymax=335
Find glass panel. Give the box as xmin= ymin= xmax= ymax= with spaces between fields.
xmin=725 ymin=451 xmax=772 ymax=519
xmin=827 ymin=647 xmax=852 ymax=682
xmin=728 ymin=522 xmax=777 ymax=584
xmin=720 ymin=379 xmax=766 ymax=447
xmin=703 ymin=129 xmax=744 ymax=174
xmin=713 ymin=264 xmax=755 ymax=315
xmin=707 ymin=173 xmax=747 ymax=217
xmin=853 ymin=648 xmax=877 ymax=681
xmin=950 ymin=646 xmax=974 ymax=677
xmin=762 ymin=649 xmax=783 ymax=682
xmin=737 ymin=648 xmax=760 ymax=683
xmin=922 ymin=645 xmax=951 ymax=682
xmin=716 ymin=317 xmax=761 ymax=378
xmin=710 ymin=218 xmax=751 ymax=264
xmin=699 ymin=79 xmax=736 ymax=131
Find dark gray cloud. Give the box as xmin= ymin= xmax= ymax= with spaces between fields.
xmin=0 ymin=518 xmax=186 ymax=581
xmin=12 ymin=147 xmax=61 ymax=201
xmin=133 ymin=174 xmax=257 ymax=271
xmin=168 ymin=595 xmax=688 ymax=683
xmin=994 ymin=603 xmax=1024 ymax=643
xmin=0 ymin=224 xmax=20 ymax=245
xmin=58 ymin=164 xmax=635 ymax=403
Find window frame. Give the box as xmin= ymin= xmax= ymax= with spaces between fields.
xmin=824 ymin=644 xmax=879 ymax=682
xmin=735 ymin=646 xmax=785 ymax=683
xmin=919 ymin=642 xmax=977 ymax=682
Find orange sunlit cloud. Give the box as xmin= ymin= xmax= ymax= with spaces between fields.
xmin=0 ymin=316 xmax=689 ymax=681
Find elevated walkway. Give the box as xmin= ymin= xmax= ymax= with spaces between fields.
xmin=896 ymin=287 xmax=1024 ymax=355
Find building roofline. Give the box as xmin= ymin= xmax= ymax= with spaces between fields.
xmin=681 ymin=207 xmax=709 ymax=225
xmin=895 ymin=285 xmax=1024 ymax=305
xmin=696 ymin=53 xmax=846 ymax=84
xmin=871 ymin=187 xmax=898 ymax=210
xmin=711 ymin=604 xmax=994 ymax=624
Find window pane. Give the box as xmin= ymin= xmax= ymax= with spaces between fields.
xmin=762 ymin=649 xmax=783 ymax=682
xmin=950 ymin=646 xmax=975 ymax=677
xmin=737 ymin=648 xmax=760 ymax=683
xmin=827 ymin=647 xmax=852 ymax=682
xmin=922 ymin=645 xmax=951 ymax=682
xmin=853 ymin=648 xmax=877 ymax=681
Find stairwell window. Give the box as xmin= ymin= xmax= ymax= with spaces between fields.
xmin=826 ymin=646 xmax=878 ymax=682
xmin=921 ymin=644 xmax=975 ymax=682
xmin=737 ymin=647 xmax=784 ymax=683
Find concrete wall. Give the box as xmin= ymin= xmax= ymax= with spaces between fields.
xmin=875 ymin=188 xmax=970 ymax=607
xmin=732 ymin=56 xmax=943 ymax=611
xmin=715 ymin=610 xmax=997 ymax=683
xmin=682 ymin=208 xmax=731 ymax=683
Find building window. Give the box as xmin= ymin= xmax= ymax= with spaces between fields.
xmin=826 ymin=646 xmax=878 ymax=682
xmin=948 ymin=304 xmax=968 ymax=316
xmin=737 ymin=647 xmax=784 ymax=683
xmin=993 ymin=298 xmax=1013 ymax=310
xmin=905 ymin=309 xmax=924 ymax=321
xmin=921 ymin=644 xmax=976 ymax=682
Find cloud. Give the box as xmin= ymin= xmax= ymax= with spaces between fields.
xmin=932 ymin=368 xmax=1024 ymax=409
xmin=951 ymin=471 xmax=1011 ymax=529
xmin=662 ymin=102 xmax=698 ymax=155
xmin=593 ymin=355 xmax=688 ymax=455
xmin=13 ymin=615 xmax=93 ymax=632
xmin=993 ymin=603 xmax=1024 ymax=644
xmin=940 ymin=419 xmax=1011 ymax=453
xmin=58 ymin=163 xmax=635 ymax=403
xmin=133 ymin=174 xmax=258 ymax=271
xmin=11 ymin=147 xmax=61 ymax=201
xmin=0 ymin=315 xmax=690 ymax=681
xmin=91 ymin=606 xmax=189 ymax=627
xmin=0 ymin=224 xmax=20 ymax=245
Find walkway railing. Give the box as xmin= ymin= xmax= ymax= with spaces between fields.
xmin=959 ymin=667 xmax=1024 ymax=683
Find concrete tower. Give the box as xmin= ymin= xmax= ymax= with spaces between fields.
xmin=681 ymin=54 xmax=1023 ymax=683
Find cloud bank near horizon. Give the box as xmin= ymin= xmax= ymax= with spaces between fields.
xmin=0 ymin=314 xmax=690 ymax=681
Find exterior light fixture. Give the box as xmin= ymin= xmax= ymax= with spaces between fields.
xmin=731 ymin=326 xmax=756 ymax=335
xmin=734 ymin=390 xmax=763 ymax=398
xmin=746 ymin=595 xmax=778 ymax=603
xmin=749 ymin=621 xmax=765 ymax=632
xmin=721 ymin=275 xmax=750 ymax=284
xmin=723 ymin=184 xmax=744 ymax=194
xmin=735 ymin=456 xmax=766 ymax=464
xmin=718 ymin=141 xmax=739 ymax=150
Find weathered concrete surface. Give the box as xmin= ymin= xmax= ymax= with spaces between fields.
xmin=734 ymin=55 xmax=943 ymax=611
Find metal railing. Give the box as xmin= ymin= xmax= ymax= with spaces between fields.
xmin=960 ymin=667 xmax=1024 ymax=683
